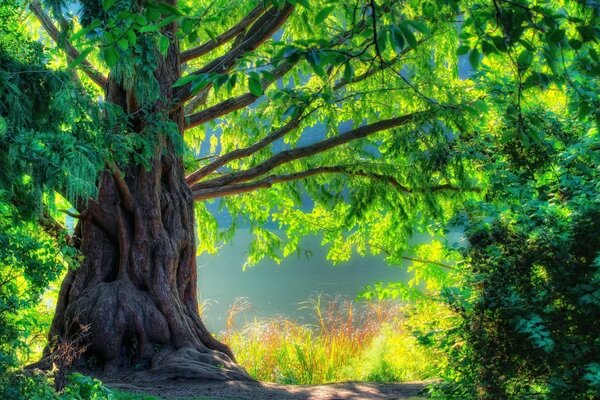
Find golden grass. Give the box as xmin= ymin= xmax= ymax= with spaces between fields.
xmin=219 ymin=295 xmax=440 ymax=384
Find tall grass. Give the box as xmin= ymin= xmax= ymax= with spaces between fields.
xmin=219 ymin=295 xmax=441 ymax=384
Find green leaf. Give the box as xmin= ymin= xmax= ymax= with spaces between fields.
xmin=103 ymin=47 xmax=118 ymax=68
xmin=315 ymin=6 xmax=335 ymax=25
xmin=457 ymin=45 xmax=470 ymax=56
xmin=343 ymin=62 xmax=354 ymax=83
xmin=156 ymin=2 xmax=182 ymax=15
xmin=127 ymin=29 xmax=137 ymax=45
xmin=117 ymin=38 xmax=129 ymax=50
xmin=469 ymin=48 xmax=481 ymax=69
xmin=481 ymin=40 xmax=495 ymax=55
xmin=181 ymin=18 xmax=195 ymax=35
xmin=158 ymin=35 xmax=170 ymax=55
xmin=422 ymin=2 xmax=435 ymax=18
xmin=376 ymin=28 xmax=388 ymax=52
xmin=156 ymin=15 xmax=179 ymax=29
xmin=139 ymin=25 xmax=159 ymax=33
xmin=568 ymin=39 xmax=582 ymax=50
xmin=213 ymin=74 xmax=230 ymax=92
xmin=228 ymin=73 xmax=238 ymax=91
xmin=204 ymin=28 xmax=217 ymax=42
xmin=248 ymin=76 xmax=263 ymax=97
xmin=134 ymin=14 xmax=148 ymax=25
xmin=146 ymin=7 xmax=161 ymax=22
xmin=407 ymin=20 xmax=430 ymax=34
xmin=390 ymin=27 xmax=405 ymax=53
xmin=399 ymin=24 xmax=417 ymax=49
xmin=517 ymin=50 xmax=533 ymax=69
xmin=296 ymin=0 xmax=310 ymax=9
xmin=491 ymin=35 xmax=508 ymax=52
xmin=102 ymin=0 xmax=117 ymax=11
xmin=548 ymin=29 xmax=565 ymax=45
xmin=191 ymin=74 xmax=214 ymax=94
xmin=172 ymin=74 xmax=197 ymax=88
xmin=306 ymin=50 xmax=325 ymax=76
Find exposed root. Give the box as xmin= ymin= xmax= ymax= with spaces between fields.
xmin=123 ymin=347 xmax=253 ymax=384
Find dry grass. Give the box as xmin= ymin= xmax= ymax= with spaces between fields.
xmin=219 ymin=295 xmax=439 ymax=384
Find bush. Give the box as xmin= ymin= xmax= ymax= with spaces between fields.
xmin=427 ymin=111 xmax=600 ymax=399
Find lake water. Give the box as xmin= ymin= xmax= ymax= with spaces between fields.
xmin=196 ymin=228 xmax=415 ymax=332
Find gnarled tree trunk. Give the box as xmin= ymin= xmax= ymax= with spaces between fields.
xmin=35 ymin=16 xmax=250 ymax=383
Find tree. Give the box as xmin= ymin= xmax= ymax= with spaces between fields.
xmin=12 ymin=0 xmax=599 ymax=384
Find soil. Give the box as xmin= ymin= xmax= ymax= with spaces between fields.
xmin=109 ymin=380 xmax=427 ymax=400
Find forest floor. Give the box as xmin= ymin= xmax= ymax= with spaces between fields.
xmin=109 ymin=380 xmax=427 ymax=400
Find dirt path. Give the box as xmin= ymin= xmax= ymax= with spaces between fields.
xmin=110 ymin=380 xmax=427 ymax=399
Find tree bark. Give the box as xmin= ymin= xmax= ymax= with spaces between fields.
xmin=33 ymin=15 xmax=251 ymax=383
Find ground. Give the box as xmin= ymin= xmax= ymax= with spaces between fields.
xmin=109 ymin=380 xmax=427 ymax=400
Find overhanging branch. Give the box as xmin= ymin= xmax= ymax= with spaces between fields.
xmin=184 ymin=61 xmax=297 ymax=129
xmin=191 ymin=109 xmax=432 ymax=190
xmin=30 ymin=1 xmax=107 ymax=88
xmin=174 ymin=4 xmax=294 ymax=105
xmin=180 ymin=3 xmax=267 ymax=63
xmin=186 ymin=115 xmax=303 ymax=185
xmin=192 ymin=165 xmax=472 ymax=201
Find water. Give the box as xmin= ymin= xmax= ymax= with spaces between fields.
xmin=196 ymin=228 xmax=413 ymax=332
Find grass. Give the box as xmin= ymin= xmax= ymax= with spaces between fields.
xmin=219 ymin=295 xmax=440 ymax=385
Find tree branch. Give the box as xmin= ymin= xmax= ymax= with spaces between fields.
xmin=186 ymin=115 xmax=302 ymax=185
xmin=108 ymin=162 xmax=134 ymax=212
xmin=192 ymin=165 xmax=471 ymax=201
xmin=180 ymin=3 xmax=267 ymax=63
xmin=191 ymin=109 xmax=432 ymax=190
xmin=29 ymin=1 xmax=107 ymax=88
xmin=184 ymin=61 xmax=297 ymax=129
xmin=174 ymin=4 xmax=294 ymax=104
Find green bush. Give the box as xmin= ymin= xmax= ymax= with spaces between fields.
xmin=427 ymin=111 xmax=600 ymax=399
xmin=0 ymin=371 xmax=161 ymax=400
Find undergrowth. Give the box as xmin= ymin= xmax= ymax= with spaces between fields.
xmin=221 ymin=295 xmax=441 ymax=384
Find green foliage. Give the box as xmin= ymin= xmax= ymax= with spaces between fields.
xmin=425 ymin=107 xmax=600 ymax=399
xmin=0 ymin=8 xmax=101 ymax=212
xmin=0 ymin=0 xmax=96 ymax=377
xmin=1 ymin=371 xmax=160 ymax=400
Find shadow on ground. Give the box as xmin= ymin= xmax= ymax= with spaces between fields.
xmin=109 ymin=380 xmax=426 ymax=400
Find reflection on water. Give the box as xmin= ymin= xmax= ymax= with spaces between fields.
xmin=197 ymin=229 xmax=413 ymax=332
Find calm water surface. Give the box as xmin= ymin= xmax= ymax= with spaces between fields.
xmin=196 ymin=228 xmax=414 ymax=332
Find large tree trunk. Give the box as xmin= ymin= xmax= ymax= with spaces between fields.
xmin=34 ymin=15 xmax=250 ymax=383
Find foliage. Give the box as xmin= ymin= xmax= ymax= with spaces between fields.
xmin=0 ymin=0 xmax=93 ymax=378
xmin=1 ymin=371 xmax=160 ymax=400
xmin=425 ymin=108 xmax=600 ymax=399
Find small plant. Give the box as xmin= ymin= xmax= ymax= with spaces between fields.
xmin=51 ymin=323 xmax=91 ymax=391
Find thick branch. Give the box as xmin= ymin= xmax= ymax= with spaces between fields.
xmin=192 ymin=166 xmax=401 ymax=199
xmin=192 ymin=110 xmax=431 ymax=190
xmin=180 ymin=3 xmax=267 ymax=63
xmin=184 ymin=61 xmax=296 ymax=129
xmin=186 ymin=116 xmax=301 ymax=185
xmin=193 ymin=165 xmax=470 ymax=200
xmin=175 ymin=4 xmax=294 ymax=104
xmin=29 ymin=1 xmax=107 ymax=87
